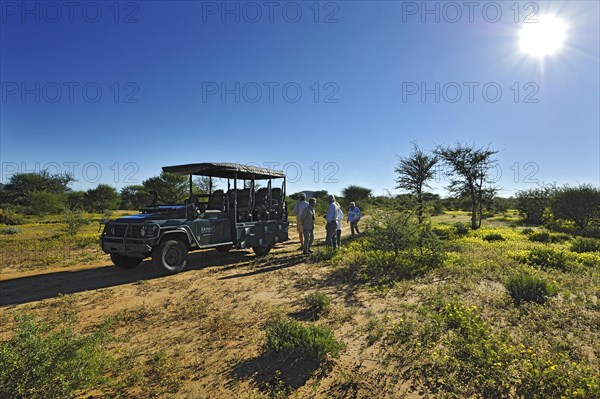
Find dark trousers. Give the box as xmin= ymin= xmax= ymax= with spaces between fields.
xmin=325 ymin=221 xmax=338 ymax=249
xmin=303 ymin=229 xmax=314 ymax=253
xmin=350 ymin=221 xmax=360 ymax=236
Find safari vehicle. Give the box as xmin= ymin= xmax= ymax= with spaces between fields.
xmin=101 ymin=162 xmax=289 ymax=274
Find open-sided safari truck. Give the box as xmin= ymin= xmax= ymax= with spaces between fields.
xmin=101 ymin=162 xmax=289 ymax=274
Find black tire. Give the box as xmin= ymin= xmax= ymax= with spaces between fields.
xmin=111 ymin=253 xmax=144 ymax=269
xmin=216 ymin=245 xmax=233 ymax=253
xmin=253 ymin=245 xmax=271 ymax=257
xmin=152 ymin=239 xmax=188 ymax=274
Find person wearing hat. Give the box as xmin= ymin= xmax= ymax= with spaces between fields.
xmin=300 ymin=197 xmax=317 ymax=254
xmin=347 ymin=202 xmax=362 ymax=237
xmin=292 ymin=192 xmax=309 ymax=250
xmin=325 ymin=194 xmax=340 ymax=249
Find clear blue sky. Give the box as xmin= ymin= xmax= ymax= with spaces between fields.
xmin=1 ymin=1 xmax=598 ymax=197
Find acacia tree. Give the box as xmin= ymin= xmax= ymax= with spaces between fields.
xmin=85 ymin=184 xmax=121 ymax=212
xmin=551 ymin=184 xmax=600 ymax=229
xmin=0 ymin=171 xmax=73 ymax=206
xmin=142 ymin=172 xmax=188 ymax=204
xmin=436 ymin=142 xmax=499 ymax=230
xmin=395 ymin=144 xmax=438 ymax=223
xmin=342 ymin=185 xmax=372 ymax=203
xmin=516 ymin=186 xmax=553 ymax=225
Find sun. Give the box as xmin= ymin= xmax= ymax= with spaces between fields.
xmin=519 ymin=15 xmax=568 ymax=58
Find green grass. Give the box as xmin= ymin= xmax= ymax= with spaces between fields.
xmin=264 ymin=317 xmax=345 ymax=363
xmin=0 ymin=210 xmax=133 ymax=271
xmin=319 ymin=214 xmax=600 ymax=397
xmin=0 ymin=314 xmax=115 ymax=399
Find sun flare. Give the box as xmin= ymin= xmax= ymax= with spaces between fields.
xmin=519 ymin=15 xmax=568 ymax=58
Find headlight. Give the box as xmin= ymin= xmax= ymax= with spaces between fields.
xmin=140 ymin=225 xmax=158 ymax=237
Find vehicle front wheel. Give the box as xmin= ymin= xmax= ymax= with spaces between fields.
xmin=152 ymin=239 xmax=188 ymax=274
xmin=253 ymin=245 xmax=271 ymax=257
xmin=111 ymin=253 xmax=144 ymax=269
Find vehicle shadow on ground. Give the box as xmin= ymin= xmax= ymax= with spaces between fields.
xmin=217 ymin=252 xmax=306 ymax=280
xmin=228 ymin=353 xmax=322 ymax=394
xmin=0 ymin=249 xmax=256 ymax=307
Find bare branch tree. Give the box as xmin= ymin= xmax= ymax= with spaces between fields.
xmin=436 ymin=142 xmax=499 ymax=230
xmin=395 ymin=144 xmax=438 ymax=223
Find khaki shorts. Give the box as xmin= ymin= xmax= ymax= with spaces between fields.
xmin=296 ymin=219 xmax=303 ymax=233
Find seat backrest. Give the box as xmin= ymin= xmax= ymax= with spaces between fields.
xmin=238 ymin=188 xmax=251 ymax=208
xmin=271 ymin=188 xmax=282 ymax=205
xmin=207 ymin=189 xmax=224 ymax=210
xmin=255 ymin=187 xmax=269 ymax=207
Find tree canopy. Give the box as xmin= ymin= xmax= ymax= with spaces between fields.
xmin=436 ymin=142 xmax=499 ymax=229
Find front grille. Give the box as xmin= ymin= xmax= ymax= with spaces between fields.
xmin=104 ymin=224 xmax=128 ymax=237
xmin=103 ymin=223 xmax=157 ymax=239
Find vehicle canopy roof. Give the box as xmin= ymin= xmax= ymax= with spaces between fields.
xmin=162 ymin=162 xmax=285 ymax=180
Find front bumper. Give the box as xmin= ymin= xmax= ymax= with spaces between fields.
xmin=101 ymin=241 xmax=153 ymax=257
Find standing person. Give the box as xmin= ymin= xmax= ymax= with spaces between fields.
xmin=292 ymin=193 xmax=309 ymax=250
xmin=325 ymin=194 xmax=340 ymax=249
xmin=348 ymin=202 xmax=362 ymax=237
xmin=300 ymin=198 xmax=317 ymax=254
xmin=336 ymin=202 xmax=343 ymax=248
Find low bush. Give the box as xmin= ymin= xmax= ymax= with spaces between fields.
xmin=453 ymin=222 xmax=470 ymax=236
xmin=550 ymin=233 xmax=572 ymax=243
xmin=264 ymin=317 xmax=345 ymax=363
xmin=0 ymin=314 xmax=114 ymax=399
xmin=0 ymin=209 xmax=24 ymax=225
xmin=63 ymin=209 xmax=90 ymax=236
xmin=505 ymin=271 xmax=558 ymax=306
xmin=308 ymin=247 xmax=337 ymax=263
xmin=483 ymin=233 xmax=505 ymax=242
xmin=529 ymin=231 xmax=551 ymax=243
xmin=570 ymin=237 xmax=600 ymax=253
xmin=521 ymin=227 xmax=535 ymax=235
xmin=432 ymin=226 xmax=452 ymax=240
xmin=0 ymin=226 xmax=20 ymax=235
xmin=525 ymin=248 xmax=568 ymax=271
xmin=302 ymin=292 xmax=331 ymax=317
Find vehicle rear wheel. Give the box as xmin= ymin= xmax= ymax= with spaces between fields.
xmin=152 ymin=239 xmax=188 ymax=274
xmin=253 ymin=245 xmax=271 ymax=257
xmin=216 ymin=245 xmax=233 ymax=253
xmin=111 ymin=253 xmax=144 ymax=269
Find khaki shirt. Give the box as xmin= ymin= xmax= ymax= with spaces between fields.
xmin=300 ymin=206 xmax=316 ymax=230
